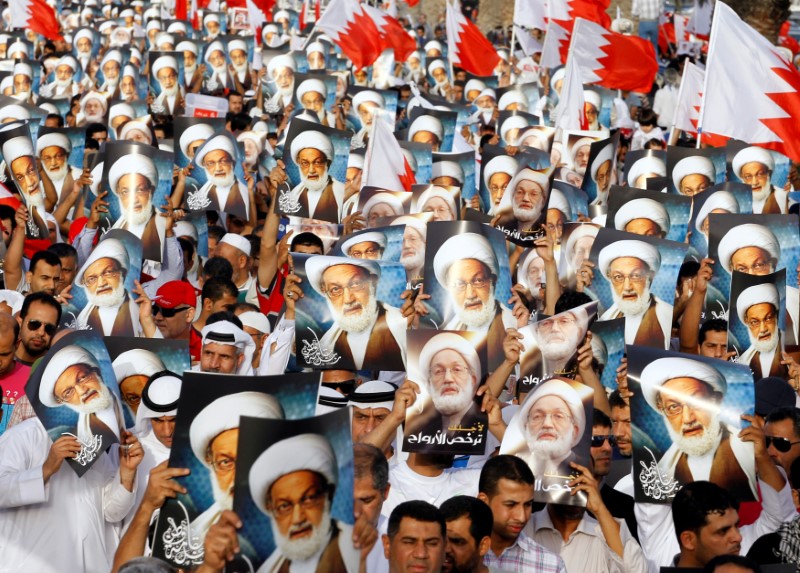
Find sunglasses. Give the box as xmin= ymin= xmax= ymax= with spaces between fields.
xmin=322 ymin=380 xmax=356 ymax=396
xmin=591 ymin=435 xmax=617 ymax=448
xmin=152 ymin=304 xmax=192 ymax=318
xmin=27 ymin=319 xmax=57 ymax=336
xmin=765 ymin=436 xmax=800 ymax=453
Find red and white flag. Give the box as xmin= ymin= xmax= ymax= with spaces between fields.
xmin=553 ymin=55 xmax=587 ymax=130
xmin=363 ymin=4 xmax=417 ymax=62
xmin=540 ymin=0 xmax=611 ymax=68
xmin=246 ymin=0 xmax=273 ymax=35
xmin=570 ymin=17 xmax=657 ymax=93
xmin=514 ymin=0 xmax=546 ymax=31
xmin=445 ymin=0 xmax=500 ymax=76
xmin=673 ymin=61 xmax=704 ymax=135
xmin=364 ymin=114 xmax=415 ymax=191
xmin=702 ymin=2 xmax=800 ymax=160
xmin=9 ymin=0 xmax=62 ymax=40
xmin=314 ymin=0 xmax=383 ymax=70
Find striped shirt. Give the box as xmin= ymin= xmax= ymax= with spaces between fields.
xmin=484 ymin=532 xmax=567 ymax=573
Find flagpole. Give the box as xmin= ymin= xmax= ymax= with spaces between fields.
xmin=446 ymin=0 xmax=455 ymax=100
xmin=695 ymin=3 xmax=719 ymax=150
xmin=669 ymin=61 xmax=691 ymax=146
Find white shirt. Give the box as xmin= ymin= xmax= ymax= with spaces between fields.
xmin=0 ymin=418 xmax=136 ymax=573
xmin=123 ymin=429 xmax=170 ymax=531
xmin=365 ymin=515 xmax=389 ymax=573
xmin=382 ymin=461 xmax=480 ymax=519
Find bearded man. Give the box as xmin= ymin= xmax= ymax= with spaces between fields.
xmin=735 ymin=283 xmax=788 ymax=380
xmin=194 ymin=134 xmax=250 ymax=221
xmin=37 ymin=131 xmax=82 ymax=210
xmin=266 ymin=54 xmax=296 ymax=109
xmin=393 ymin=216 xmax=427 ymax=286
xmin=281 ymin=130 xmax=344 ymax=223
xmin=151 ymin=55 xmax=183 ymax=115
xmin=41 ymin=55 xmax=79 ymax=98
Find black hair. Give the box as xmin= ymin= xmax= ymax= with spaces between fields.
xmin=20 ymin=291 xmax=62 ymax=324
xmin=47 ymin=242 xmax=78 ymax=261
xmin=206 ymin=310 xmax=243 ymax=330
xmin=593 ymin=409 xmax=612 ymax=429
xmin=672 ymin=481 xmax=738 ymax=541
xmin=440 ymin=495 xmax=493 ymax=544
xmin=353 ymin=443 xmax=389 ymax=492
xmin=290 ymin=232 xmax=324 ymax=253
xmin=678 ymin=260 xmax=701 ymax=279
xmin=85 ymin=123 xmax=109 ymax=139
xmin=765 ymin=407 xmax=800 ymax=441
xmin=478 ymin=454 xmax=535 ymax=496
xmin=608 ymin=390 xmax=628 ymax=410
xmin=202 ymin=257 xmax=234 ymax=281
xmin=45 ymin=113 xmax=64 ymax=127
xmin=387 ymin=501 xmax=445 ymax=539
xmin=638 ymin=108 xmax=659 ymax=127
xmin=177 ymin=237 xmax=195 ymax=262
xmin=699 ymin=319 xmax=728 ymax=344
xmin=29 ymin=250 xmax=62 ymax=275
xmin=208 ymin=225 xmax=227 ymax=243
xmin=200 ymin=276 xmax=238 ymax=304
xmin=554 ymin=290 xmax=592 ymax=314
xmin=702 ymin=554 xmax=760 ymax=573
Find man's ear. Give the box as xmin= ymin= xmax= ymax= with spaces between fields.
xmin=679 ymin=530 xmax=697 ymax=552
xmin=382 ymin=534 xmax=391 ymax=559
xmin=478 ymin=535 xmax=492 ymax=557
xmin=25 ymin=270 xmax=32 ymax=285
xmin=477 ymin=492 xmax=490 ymax=505
xmin=185 ymin=307 xmax=196 ymax=324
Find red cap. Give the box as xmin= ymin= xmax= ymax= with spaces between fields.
xmin=154 ymin=281 xmax=198 ymax=309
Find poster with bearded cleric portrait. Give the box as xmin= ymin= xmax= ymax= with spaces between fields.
xmin=706 ymin=213 xmax=800 ymax=320
xmin=292 ymin=254 xmax=408 ymax=372
xmin=330 ymin=224 xmax=406 ymax=264
xmin=357 ymin=187 xmax=412 ymax=228
xmin=36 ymin=127 xmax=86 ymax=205
xmin=151 ymin=372 xmax=319 ymax=570
xmin=500 ymin=378 xmax=594 ymax=506
xmin=186 ymin=132 xmax=250 ymax=221
xmin=0 ymin=121 xmax=48 ymax=239
xmin=232 ymin=409 xmax=355 ymax=573
xmin=403 ymin=329 xmax=489 ymax=456
xmin=581 ymin=133 xmax=619 ymax=206
xmin=517 ymin=301 xmax=599 ymax=398
xmin=491 ymin=164 xmax=555 ymax=245
xmin=174 ymin=117 xmax=227 ymax=168
xmin=622 ymin=150 xmax=666 ymax=190
xmin=588 ymin=228 xmax=689 ymax=350
xmin=101 ymin=141 xmax=173 ymax=264
xmin=687 ymin=183 xmax=752 ymax=259
xmin=666 ymin=146 xmax=727 ymax=197
xmin=725 ymin=141 xmax=791 ymax=212
xmin=148 ymin=52 xmax=185 ymax=117
xmin=604 ymin=185 xmax=691 ymax=244
xmin=627 ymin=346 xmax=757 ymax=504
xmin=277 ymin=118 xmax=349 ymax=224
xmin=25 ymin=330 xmax=125 ymax=477
xmin=728 ymin=270 xmax=793 ymax=377
xmin=589 ymin=318 xmax=626 ymax=391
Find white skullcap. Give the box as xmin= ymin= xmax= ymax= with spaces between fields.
xmin=81 ymin=92 xmax=108 ymax=112
xmin=732 ymin=146 xmax=775 ymax=178
xmin=341 ymin=231 xmax=386 ymax=256
xmin=671 ymin=155 xmax=716 ymax=192
xmin=548 ymin=187 xmax=572 ymax=220
xmin=248 ymin=434 xmax=337 ymax=514
xmin=151 ymin=55 xmax=178 ymax=79
xmin=570 ymin=137 xmax=594 ymax=161
xmin=627 ymin=155 xmax=666 ymax=188
xmin=204 ymin=12 xmax=220 ymax=23
xmin=483 ymin=154 xmax=518 ymax=189
xmin=427 ymin=60 xmax=446 ymax=76
xmin=109 ymin=102 xmax=136 ymax=122
xmin=176 ymin=40 xmax=198 ymax=54
xmin=498 ymin=90 xmax=528 ymax=110
xmin=305 ymin=256 xmax=380 ymax=295
xmin=464 ymin=79 xmax=487 ymax=96
xmin=0 ymin=289 xmax=24 ymax=314
xmin=102 ymin=50 xmax=122 ymax=65
xmin=348 ymin=380 xmax=397 ymax=411
xmin=76 ymin=238 xmax=129 ymax=286
xmin=195 ymin=134 xmax=236 ymax=166
xmin=112 ymin=348 xmax=166 ymax=383
xmin=267 ymin=54 xmax=295 ymax=76
xmin=306 ymin=41 xmax=325 ymax=55
xmin=2 ymin=136 xmax=33 ymax=165
xmin=415 ymin=185 xmax=457 ymax=217
xmin=717 ymin=224 xmax=780 ymax=274
xmin=695 ymin=191 xmax=739 ymax=233
xmin=179 ymin=123 xmax=216 ymax=158
xmin=120 ymin=8 xmax=134 ymax=17
xmin=296 ymin=78 xmax=328 ymax=102
xmin=473 ymin=88 xmax=497 ymax=103
xmin=190 ymin=391 xmax=284 ymax=467
xmin=425 ymin=40 xmax=443 ymax=53
xmin=407 ymin=51 xmax=421 ymax=62
xmin=109 ymin=153 xmax=158 ymax=193
xmin=167 ymin=21 xmax=187 ymax=33
xmin=508 ymin=167 xmax=550 ymax=196
xmin=640 ymin=357 xmax=726 ymax=410
xmin=74 ymin=28 xmax=93 ymax=43
xmin=174 ymin=220 xmax=198 ymax=241
xmin=56 ymin=55 xmax=78 ymax=71
xmin=431 ymin=160 xmax=464 ymax=184
xmin=418 ymin=332 xmax=481 ymax=385
xmin=583 ymin=90 xmax=601 ymax=110
xmin=517 ymin=378 xmax=586 ymax=446
xmin=146 ymin=19 xmax=162 ymax=32
xmin=736 ymin=282 xmax=780 ymax=324
xmin=392 ymin=215 xmax=427 ymax=239
xmin=408 ymin=114 xmax=444 ymax=143
xmin=614 ymin=198 xmax=670 ymax=235
xmin=362 ymin=192 xmax=405 ymax=218
xmin=352 ymin=90 xmax=385 ymax=112
xmin=39 ymin=345 xmax=99 ymax=407
xmin=220 ymin=233 xmax=252 ymax=256
xmin=155 ymin=33 xmax=175 ymax=49
xmin=239 ymin=311 xmax=271 ymax=335
xmin=517 ymin=248 xmax=543 ymax=290
xmin=228 ymin=39 xmax=247 ymax=54
xmin=203 ymin=41 xmax=225 ymax=63
xmin=39 ymin=103 xmax=59 ymax=116
xmin=36 ymin=132 xmax=72 ymax=156
xmin=119 ymin=121 xmax=152 ymax=146
xmin=590 ymin=143 xmax=614 ymax=181
xmin=500 ymin=115 xmax=530 ymax=144
xmin=7 ymin=41 xmax=28 ymax=57
xmin=13 ymin=62 xmax=31 ymax=79
xmin=348 ymin=152 xmax=364 ymax=170
xmin=122 ymin=65 xmax=138 ymax=80
xmin=274 ymin=9 xmax=290 ymax=20
xmin=290 ymin=130 xmax=333 ymax=163
xmin=237 ymin=131 xmax=264 ymax=154
xmin=598 ymin=239 xmax=661 ymax=276
xmin=434 ymin=232 xmax=498 ymax=287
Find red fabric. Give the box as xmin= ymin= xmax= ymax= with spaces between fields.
xmin=23 ymin=238 xmax=51 ymax=261
xmin=27 ymin=0 xmax=62 ymax=41
xmin=256 ymin=265 xmax=287 ymax=320
xmin=452 ymin=16 xmax=500 ymax=76
xmin=378 ymin=13 xmax=417 ymax=62
xmin=189 ymin=325 xmax=202 ymax=362
xmin=175 ymin=0 xmax=187 ymax=21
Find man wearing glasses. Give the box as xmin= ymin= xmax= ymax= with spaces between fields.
xmin=732 ymin=146 xmax=787 ymax=215
xmin=282 ymin=129 xmax=344 ymax=224
xmin=341 ymin=231 xmax=386 ymax=261
xmin=639 ymin=356 xmax=758 ymax=502
xmin=150 ymin=280 xmax=197 ymax=341
xmin=597 ymin=239 xmax=671 ymax=349
xmin=195 ymin=134 xmax=250 ymax=222
xmin=16 ymin=291 xmax=61 ymax=367
xmin=735 ymin=282 xmax=787 ymax=380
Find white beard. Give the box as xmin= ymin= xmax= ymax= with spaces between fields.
xmin=233 ymin=62 xmax=248 ymax=74
xmin=244 ymin=152 xmax=257 ymax=167
xmin=665 ymin=414 xmax=721 ymax=457
xmin=526 ymin=426 xmax=573 ymax=460
xmin=301 ymin=168 xmax=329 ymax=193
xmin=55 ymin=77 xmax=72 ymax=89
xmin=278 ymin=84 xmax=294 ymax=98
xmin=13 ymin=91 xmax=30 ymax=101
xmin=160 ymin=83 xmax=179 ymax=97
xmin=67 ymin=382 xmax=113 ymax=415
xmin=328 ymin=286 xmax=379 ymax=334
xmin=104 ymin=77 xmax=119 ymax=89
xmin=452 ymin=286 xmax=497 ymax=329
xmin=126 ymin=200 xmax=153 ymax=227
xmin=431 ymin=379 xmax=476 ymax=416
xmin=185 ymin=64 xmax=197 ymax=78
xmin=211 ymin=64 xmax=227 ymax=78
xmin=752 ymin=185 xmax=770 ymax=203
xmin=24 ymin=188 xmax=46 ymax=211
xmin=85 ymin=112 xmax=105 ymax=124
xmin=750 ymin=329 xmax=779 ymax=354
xmin=211 ymin=475 xmax=234 ymax=511
xmin=401 ymin=250 xmax=424 ymax=272
xmin=611 ymin=281 xmax=652 ymax=317
xmin=540 ymin=332 xmax=581 ymax=362
xmin=87 ymin=281 xmax=126 ymax=309
xmin=269 ymin=501 xmax=333 ymax=562
xmin=44 ymin=163 xmax=68 ymax=183
xmin=208 ymin=170 xmax=235 ymax=189
xmin=512 ymin=204 xmax=542 ymax=224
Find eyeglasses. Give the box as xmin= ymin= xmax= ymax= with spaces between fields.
xmin=152 ymin=304 xmax=192 ymax=318
xmin=349 ymin=247 xmax=380 ymax=259
xmin=84 ymin=268 xmax=121 ymax=287
xmin=430 ymin=364 xmax=471 ymax=383
xmin=56 ymin=370 xmax=98 ymax=403
xmin=323 ymin=278 xmax=370 ymax=300
xmin=449 ymin=275 xmax=490 ymax=292
xmin=203 ymin=157 xmax=233 ymax=170
xmin=742 ymin=170 xmax=769 ymax=183
xmin=209 ymin=455 xmax=236 ymax=474
xmin=271 ymin=488 xmax=328 ymax=518
xmin=746 ymin=313 xmax=776 ymax=330
xmin=27 ymin=319 xmax=57 ymax=336
xmin=765 ymin=436 xmax=800 ymax=452
xmin=733 ymin=260 xmax=772 ymax=274
xmin=608 ymin=271 xmax=648 ymax=285
xmin=298 ymin=158 xmax=327 ymax=170
xmin=591 ymin=435 xmax=617 ymax=447
xmin=659 ymin=400 xmax=711 ymax=418
xmin=528 ymin=409 xmax=573 ymax=427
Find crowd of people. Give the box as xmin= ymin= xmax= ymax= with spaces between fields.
xmin=0 ymin=0 xmax=800 ymax=572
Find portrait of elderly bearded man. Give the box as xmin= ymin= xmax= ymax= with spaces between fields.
xmin=248 ymin=433 xmax=360 ymax=573
xmin=693 ymin=190 xmax=739 ymax=241
xmin=408 ymin=114 xmax=443 ymax=152
xmin=151 ymin=55 xmax=184 ymax=116
xmin=74 ymin=28 xmax=94 ymax=68
xmin=613 ymin=198 xmax=671 ymax=239
xmin=108 ymin=153 xmax=167 ymax=263
xmin=187 ymin=392 xmax=284 ymax=547
xmin=78 ymin=92 xmax=109 ymax=126
xmin=75 ymin=238 xmax=143 ymax=337
xmin=266 ymin=54 xmax=296 ymax=109
xmin=194 ymin=134 xmax=250 ymax=221
xmin=203 ymin=40 xmax=233 ymax=91
xmin=304 ymin=257 xmax=407 ymax=371
xmin=98 ymin=50 xmax=122 ymax=92
xmin=414 ymin=186 xmax=457 ymax=222
xmin=352 ymin=90 xmax=385 ymax=143
xmin=734 ymin=283 xmax=789 ymax=380
xmin=37 ymin=132 xmax=83 ymax=208
xmin=41 ymin=55 xmax=79 ymax=98
xmin=717 ymin=223 xmax=799 ymax=346
xmin=296 ymin=78 xmax=336 ymax=127
xmin=39 ymin=344 xmax=124 ymax=456
xmin=228 ymin=39 xmax=252 ymax=92
xmin=111 ymin=348 xmax=167 ymax=417
xmin=11 ymin=61 xmax=32 ymax=103
xmin=2 ymin=135 xmax=49 ymax=238
xmin=428 ymin=59 xmax=450 ymax=97
xmin=341 ymin=231 xmax=386 ymax=261
xmin=283 ymin=130 xmax=344 ymax=223
xmin=640 ymin=357 xmax=757 ymax=501
xmin=597 ymin=239 xmax=672 ymax=349
xmin=570 ymin=137 xmax=593 ymax=178
xmin=672 ymin=155 xmax=715 ymax=197
xmin=733 ymin=146 xmax=787 ymax=214
xmin=546 ymin=188 xmax=571 ymax=246
xmin=392 ymin=215 xmax=427 ymax=285
xmin=483 ymin=155 xmax=518 ymax=216
xmin=589 ymin=142 xmax=614 ymax=205
xmin=362 ymin=192 xmax=405 ymax=228
xmin=626 ymin=154 xmax=666 ymax=190
xmin=521 ymin=306 xmax=589 ymax=380
xmin=491 ymin=168 xmax=550 ymax=238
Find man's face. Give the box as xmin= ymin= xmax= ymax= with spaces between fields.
xmin=40 ymin=145 xmax=67 ymax=174
xmin=301 ymin=90 xmax=325 ymax=113
xmin=13 ymin=74 xmax=31 ymax=94
xmin=447 ymin=259 xmax=493 ymax=316
xmin=184 ymin=51 xmax=197 ymax=68
xmin=611 ymin=404 xmax=632 ymax=456
xmin=545 ymin=209 xmax=565 ymax=244
xmin=228 ymin=94 xmax=243 ymax=114
xmin=625 ymin=218 xmax=662 ymax=237
xmin=273 ymin=66 xmax=294 ymax=89
xmin=91 ymin=129 xmax=108 ymax=143
xmin=208 ymin=427 xmax=238 ymax=495
xmin=475 ymin=95 xmax=495 ymax=109
xmin=53 ymin=363 xmax=104 ymax=407
xmin=584 ymin=103 xmax=598 ymax=126
xmin=151 ymin=415 xmax=176 ymax=448
xmin=744 ymin=302 xmax=778 ymax=348
xmin=658 ymin=377 xmax=720 ymax=452
xmin=401 ymin=226 xmax=425 ymax=271
xmin=595 ymin=160 xmax=612 ymax=194
xmin=322 ymin=265 xmax=374 ymax=323
xmin=353 ymin=475 xmax=387 ymax=529
xmin=307 ymin=51 xmax=325 ymax=69
xmin=482 ymin=478 xmax=534 ymax=542
xmin=687 ymin=508 xmax=742 ymax=565
xmin=348 ymin=241 xmax=381 ymax=260
xmin=0 ymin=329 xmax=16 ymax=377
xmin=201 ymin=341 xmax=242 ymax=374
xmin=730 ymin=246 xmax=775 ymax=275
xmin=574 ymin=145 xmax=590 ymax=170
xmin=488 ymin=172 xmax=511 ymax=207
xmin=525 ymin=394 xmax=578 ymax=456
xmin=352 ymin=405 xmax=390 ymax=442
xmin=120 ymin=374 xmax=148 ymax=414
xmin=207 ymin=50 xmax=225 ymax=69
xmin=19 ymin=301 xmax=58 ymax=358
xmin=740 ymin=161 xmax=770 ymax=195
xmin=432 ymin=67 xmax=447 ymax=84
xmin=268 ymin=470 xmax=329 ymax=545
xmin=208 ymin=293 xmax=238 ymax=315
xmin=358 ymin=101 xmax=379 ymax=126
xmin=118 ymin=173 xmax=154 ymax=215
xmin=367 ymin=203 xmax=396 ymax=226
xmin=84 ymin=98 xmax=104 ymax=118
xmin=679 ymin=174 xmax=711 ymax=196
xmin=590 ymin=424 xmax=614 ymax=477
xmin=203 ymin=149 xmax=234 ymax=180
xmin=29 ymin=261 xmax=61 ymax=296
xmin=157 ymin=67 xmax=177 ymax=90
xmin=765 ymin=418 xmax=800 ymax=473
xmin=297 ymin=148 xmax=328 ymax=182
xmin=429 ymin=348 xmax=478 ymax=416
xmin=536 ymin=312 xmax=582 ymax=361
xmin=230 ymin=49 xmax=247 ymax=68
xmin=384 ymin=517 xmax=444 ymax=573
xmin=512 ymin=179 xmax=545 ymax=222
xmin=422 ymin=196 xmax=454 ymax=221
xmin=102 ymin=61 xmax=120 ymax=80
xmin=55 ymin=64 xmax=74 ymax=82
xmin=443 ymin=516 xmax=483 ymax=573
xmin=155 ymin=304 xmax=194 ymax=339
xmin=699 ymin=330 xmax=728 ymax=359
xmin=411 ymin=130 xmax=440 ymax=151
xmin=206 ymin=21 xmax=220 ymax=35
xmin=572 ymin=235 xmax=595 ymax=271
xmin=607 ymin=256 xmax=650 ymax=301
xmin=12 ymin=156 xmax=41 ymax=197
xmin=76 ymin=37 xmax=92 ymax=53
xmin=84 ymin=258 xmax=123 ymax=297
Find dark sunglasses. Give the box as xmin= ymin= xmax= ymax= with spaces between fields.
xmin=591 ymin=435 xmax=617 ymax=448
xmin=152 ymin=304 xmax=192 ymax=318
xmin=27 ymin=319 xmax=57 ymax=336
xmin=322 ymin=380 xmax=356 ymax=395
xmin=765 ymin=436 xmax=800 ymax=453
